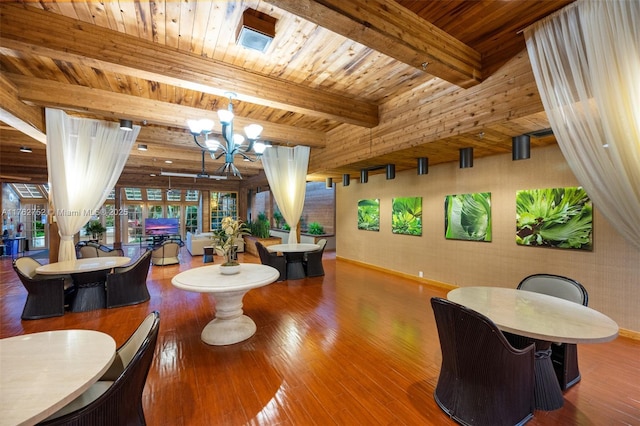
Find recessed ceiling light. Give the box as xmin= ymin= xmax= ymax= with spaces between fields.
xmin=19 ymin=146 xmax=32 ymax=153
xmin=150 ymin=173 xmax=156 ymax=177
xmin=138 ymin=144 xmax=148 ymax=151
xmin=165 ymin=160 xmax=173 ymax=164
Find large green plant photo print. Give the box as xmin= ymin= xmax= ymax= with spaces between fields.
xmin=444 ymin=192 xmax=492 ymax=241
xmin=516 ymin=187 xmax=593 ymax=250
xmin=357 ymin=199 xmax=380 ymax=231
xmin=392 ymin=197 xmax=422 ymax=235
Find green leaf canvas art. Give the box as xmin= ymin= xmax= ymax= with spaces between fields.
xmin=445 ymin=192 xmax=492 ymax=241
xmin=357 ymin=199 xmax=380 ymax=231
xmin=516 ymin=187 xmax=593 ymax=250
xmin=392 ymin=197 xmax=422 ymax=235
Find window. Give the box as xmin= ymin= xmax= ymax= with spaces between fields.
xmin=185 ymin=205 xmax=198 ymax=233
xmin=185 ymin=190 xmax=199 ymax=202
xmin=124 ymin=188 xmax=143 ymax=201
xmin=146 ymin=189 xmax=163 ymax=201
xmin=148 ymin=205 xmax=163 ymax=218
xmin=127 ymin=204 xmax=143 ymax=243
xmin=167 ymin=189 xmax=182 ymax=202
xmin=210 ymin=192 xmax=237 ymax=230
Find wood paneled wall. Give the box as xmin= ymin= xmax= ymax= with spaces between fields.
xmin=336 ymin=144 xmax=640 ymax=334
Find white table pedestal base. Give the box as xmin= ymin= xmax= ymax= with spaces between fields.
xmin=171 ymin=264 xmax=280 ymax=346
xmin=202 ymin=289 xmax=255 ymax=346
xmin=201 ymin=315 xmax=257 ymax=345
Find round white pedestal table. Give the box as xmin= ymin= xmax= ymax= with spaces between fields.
xmin=171 ymin=263 xmax=279 ymax=345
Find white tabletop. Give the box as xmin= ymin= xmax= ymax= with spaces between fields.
xmin=172 ymin=263 xmax=280 ymax=293
xmin=0 ymin=330 xmax=116 ymax=426
xmin=267 ymin=243 xmax=319 ymax=253
xmin=447 ymin=286 xmax=619 ymax=344
xmin=36 ymin=256 xmax=131 ymax=275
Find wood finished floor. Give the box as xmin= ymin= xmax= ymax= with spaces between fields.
xmin=1 ymin=248 xmax=639 ymax=425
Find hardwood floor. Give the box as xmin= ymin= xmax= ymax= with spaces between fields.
xmin=2 ymin=248 xmax=639 ymax=425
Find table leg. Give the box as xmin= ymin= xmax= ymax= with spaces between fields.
xmin=71 ymin=270 xmax=108 ymax=312
xmin=533 ymin=340 xmax=565 ymax=410
xmin=201 ymin=290 xmax=256 ymax=345
xmin=285 ymin=252 xmax=306 ymax=280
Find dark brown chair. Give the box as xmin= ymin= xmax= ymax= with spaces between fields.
xmin=303 ymin=239 xmax=326 ymax=277
xmin=256 ymin=241 xmax=286 ymax=281
xmin=517 ymin=273 xmax=588 ymax=391
xmin=39 ymin=311 xmax=160 ymax=426
xmin=105 ymin=250 xmax=152 ymax=308
xmin=13 ymin=257 xmax=67 ymax=320
xmin=431 ymin=297 xmax=535 ymax=426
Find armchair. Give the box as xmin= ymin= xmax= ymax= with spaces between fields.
xmin=431 ymin=297 xmax=535 ymax=426
xmin=151 ymin=241 xmax=180 ymax=266
xmin=105 ymin=250 xmax=152 ymax=308
xmin=303 ymin=239 xmax=326 ymax=277
xmin=516 ymin=273 xmax=589 ymax=390
xmin=39 ymin=311 xmax=160 ymax=425
xmin=256 ymin=241 xmax=286 ymax=281
xmin=13 ymin=257 xmax=68 ymax=320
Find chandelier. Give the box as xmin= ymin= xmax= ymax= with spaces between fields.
xmin=188 ymin=92 xmax=267 ymax=178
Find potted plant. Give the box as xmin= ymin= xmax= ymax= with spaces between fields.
xmin=243 ymin=211 xmax=282 ymax=257
xmin=307 ymin=221 xmax=324 ymax=235
xmin=84 ymin=220 xmax=106 ymax=242
xmin=273 ymin=211 xmax=284 ymax=229
xmin=215 ymin=217 xmax=249 ymax=274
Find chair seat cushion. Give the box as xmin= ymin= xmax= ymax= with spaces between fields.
xmin=44 ymin=381 xmax=114 ymax=420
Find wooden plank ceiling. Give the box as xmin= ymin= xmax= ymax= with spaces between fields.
xmin=0 ymin=0 xmax=572 ymax=190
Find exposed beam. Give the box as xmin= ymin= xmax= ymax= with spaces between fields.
xmin=6 ymin=74 xmax=326 ymax=148
xmin=266 ymin=0 xmax=482 ymax=88
xmin=0 ymin=73 xmax=46 ymax=143
xmin=0 ymin=3 xmax=378 ymax=128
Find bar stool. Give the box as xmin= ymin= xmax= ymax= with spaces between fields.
xmin=203 ymin=246 xmax=214 ymax=263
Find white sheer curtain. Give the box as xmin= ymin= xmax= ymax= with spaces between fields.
xmin=261 ymin=146 xmax=310 ymax=243
xmin=46 ymin=108 xmax=140 ymax=261
xmin=524 ymin=0 xmax=640 ymax=250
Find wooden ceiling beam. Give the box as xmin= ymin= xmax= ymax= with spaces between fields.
xmin=0 ymin=73 xmax=46 ymax=143
xmin=266 ymin=0 xmax=482 ymax=88
xmin=7 ymin=74 xmax=326 ymax=148
xmin=0 ymin=3 xmax=378 ymax=128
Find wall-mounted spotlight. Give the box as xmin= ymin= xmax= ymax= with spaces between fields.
xmin=417 ymin=157 xmax=429 ymax=175
xmin=386 ymin=164 xmax=395 ymax=180
xmin=343 ymin=173 xmax=350 ymax=187
xmin=19 ymin=146 xmax=32 ymax=153
xmin=119 ymin=119 xmax=133 ymax=131
xmin=360 ymin=169 xmax=368 ymax=184
xmin=137 ymin=144 xmax=148 ymax=151
xmin=325 ymin=177 xmax=333 ymax=189
xmin=512 ymin=134 xmax=531 ymax=160
xmin=459 ymin=147 xmax=474 ymax=169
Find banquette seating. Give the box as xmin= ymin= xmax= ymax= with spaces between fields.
xmin=39 ymin=311 xmax=160 ymax=426
xmin=431 ymin=297 xmax=535 ymax=426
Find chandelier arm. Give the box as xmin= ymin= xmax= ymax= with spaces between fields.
xmin=237 ymin=151 xmax=258 ymax=162
xmin=192 ymin=134 xmax=209 ymax=151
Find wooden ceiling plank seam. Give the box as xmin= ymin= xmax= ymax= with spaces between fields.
xmin=177 ymin=0 xmax=197 ymax=54
xmin=266 ymin=0 xmax=482 ymax=87
xmin=0 ymin=3 xmax=379 ymax=127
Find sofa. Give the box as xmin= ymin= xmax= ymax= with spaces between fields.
xmin=186 ymin=232 xmax=245 ymax=256
xmin=186 ymin=232 xmax=216 ymax=256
